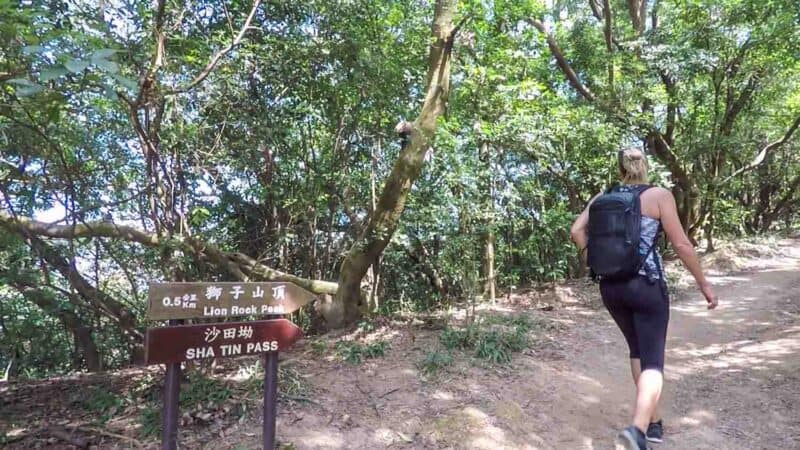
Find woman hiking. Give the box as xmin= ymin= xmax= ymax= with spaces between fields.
xmin=569 ymin=148 xmax=719 ymax=449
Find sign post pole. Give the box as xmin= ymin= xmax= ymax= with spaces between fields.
xmin=263 ymin=350 xmax=279 ymax=449
xmin=162 ymin=320 xmax=182 ymax=450
xmin=145 ymin=282 xmax=315 ymax=449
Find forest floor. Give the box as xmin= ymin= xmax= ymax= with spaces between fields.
xmin=2 ymin=236 xmax=799 ymax=449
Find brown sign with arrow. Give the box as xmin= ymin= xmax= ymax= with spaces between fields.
xmin=146 ymin=282 xmax=316 ymax=320
xmin=144 ymin=318 xmax=303 ymax=365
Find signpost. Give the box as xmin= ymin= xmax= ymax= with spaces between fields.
xmin=144 ymin=282 xmax=315 ymax=450
xmin=145 ymin=319 xmax=303 ymax=365
xmin=147 ymin=282 xmax=317 ymax=320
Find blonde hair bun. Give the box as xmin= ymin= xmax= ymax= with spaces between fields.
xmin=619 ymin=148 xmax=649 ymax=184
xmin=625 ymin=150 xmax=643 ymax=160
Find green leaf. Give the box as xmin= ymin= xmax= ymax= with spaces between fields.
xmin=6 ymin=79 xmax=46 ymax=96
xmin=39 ymin=66 xmax=69 ymax=82
xmin=111 ymin=74 xmax=138 ymax=91
xmin=94 ymin=58 xmax=119 ymax=74
xmin=91 ymin=49 xmax=117 ymax=60
xmin=103 ymin=84 xmax=118 ymax=101
xmin=63 ymin=148 xmax=77 ymax=164
xmin=22 ymin=45 xmax=44 ymax=55
xmin=6 ymin=78 xmax=35 ymax=86
xmin=65 ymin=59 xmax=90 ymax=73
xmin=17 ymin=84 xmax=45 ymax=97
xmin=190 ymin=207 xmax=212 ymax=226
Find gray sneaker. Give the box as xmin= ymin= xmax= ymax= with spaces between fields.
xmin=646 ymin=420 xmax=663 ymax=443
xmin=616 ymin=425 xmax=648 ymax=450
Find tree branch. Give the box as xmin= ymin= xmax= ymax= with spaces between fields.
xmin=588 ymin=0 xmax=624 ymax=51
xmin=765 ymin=173 xmax=800 ymax=225
xmin=0 ymin=211 xmax=338 ymax=295
xmin=173 ymin=0 xmax=262 ymax=93
xmin=627 ymin=0 xmax=647 ymax=35
xmin=649 ymin=131 xmax=691 ymax=189
xmin=721 ymin=114 xmax=800 ymax=184
xmin=660 ymin=70 xmax=677 ymax=144
xmin=3 ymin=275 xmax=102 ymax=372
xmin=602 ymin=0 xmax=614 ymax=91
xmin=23 ymin=235 xmax=143 ymax=344
xmin=720 ymin=72 xmax=761 ymax=135
xmin=527 ymin=18 xmax=595 ymax=102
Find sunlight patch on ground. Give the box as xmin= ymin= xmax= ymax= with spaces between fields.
xmin=572 ymin=372 xmax=606 ymax=389
xmin=669 ymin=332 xmax=799 ymax=376
xmin=738 ymin=336 xmax=800 ymax=355
xmin=432 ymin=390 xmax=454 ymax=401
xmin=678 ymin=409 xmax=717 ymax=427
xmin=297 ymin=431 xmax=346 ymax=448
xmin=704 ymin=275 xmax=751 ymax=283
xmin=371 ymin=427 xmax=405 ymax=446
xmin=580 ymin=394 xmax=601 ymax=404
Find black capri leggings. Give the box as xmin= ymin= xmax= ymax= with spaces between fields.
xmin=600 ymin=276 xmax=670 ymax=372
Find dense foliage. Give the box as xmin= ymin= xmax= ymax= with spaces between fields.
xmin=1 ymin=0 xmax=798 ymax=377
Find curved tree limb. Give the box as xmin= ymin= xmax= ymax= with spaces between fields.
xmin=3 ymin=271 xmax=103 ymax=372
xmin=173 ymin=0 xmax=263 ymax=93
xmin=0 ymin=211 xmax=338 ymax=295
xmin=24 ymin=235 xmax=143 ymax=343
xmin=762 ymin=173 xmax=800 ymax=229
xmin=721 ymin=114 xmax=800 ymax=185
xmin=527 ymin=18 xmax=595 ymax=102
xmin=329 ymin=0 xmax=461 ymax=328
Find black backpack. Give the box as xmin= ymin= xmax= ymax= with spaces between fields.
xmin=587 ymin=184 xmax=657 ymax=281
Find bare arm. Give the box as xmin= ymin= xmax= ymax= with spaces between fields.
xmin=570 ymin=194 xmax=600 ymax=263
xmin=658 ymin=190 xmax=718 ymax=309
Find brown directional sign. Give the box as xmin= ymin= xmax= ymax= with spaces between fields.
xmin=147 ymin=282 xmax=316 ymax=320
xmin=144 ymin=319 xmax=303 ymax=365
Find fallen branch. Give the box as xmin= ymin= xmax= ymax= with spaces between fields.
xmin=46 ymin=426 xmax=90 ymax=449
xmin=378 ymin=387 xmax=400 ymax=398
xmin=283 ymin=394 xmax=323 ymax=406
xmin=79 ymin=426 xmax=146 ymax=448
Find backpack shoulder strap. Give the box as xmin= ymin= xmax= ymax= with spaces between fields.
xmin=637 ymin=222 xmax=663 ymax=280
xmin=631 ymin=184 xmax=653 ymax=196
xmin=609 ymin=184 xmax=652 ymax=196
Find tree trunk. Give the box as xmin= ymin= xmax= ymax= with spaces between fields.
xmin=760 ymin=174 xmax=800 ymax=232
xmin=705 ymin=208 xmax=716 ymax=252
xmin=483 ymin=231 xmax=496 ymax=301
xmin=25 ymin=236 xmax=143 ymax=348
xmin=11 ymin=282 xmax=102 ymax=372
xmin=479 ymin=141 xmax=496 ymax=302
xmin=322 ymin=0 xmax=459 ymax=328
xmin=602 ymin=0 xmax=614 ymax=92
xmin=404 ymin=241 xmax=448 ymax=297
xmin=626 ymin=0 xmax=647 ymax=35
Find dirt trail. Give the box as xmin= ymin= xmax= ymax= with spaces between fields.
xmin=2 ymin=241 xmax=797 ymax=449
xmin=549 ymin=241 xmax=800 ymax=450
xmin=210 ymin=239 xmax=800 ymax=450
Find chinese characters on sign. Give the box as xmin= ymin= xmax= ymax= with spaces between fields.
xmin=145 ymin=282 xmax=311 ymax=450
xmin=146 ymin=282 xmax=315 ymax=320
xmin=144 ymin=319 xmax=303 ymax=365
